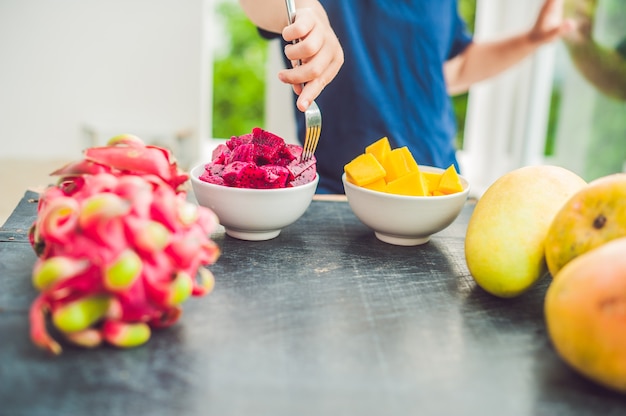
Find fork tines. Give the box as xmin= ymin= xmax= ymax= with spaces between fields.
xmin=302 ymin=126 xmax=320 ymax=161
xmin=301 ymin=102 xmax=322 ymax=162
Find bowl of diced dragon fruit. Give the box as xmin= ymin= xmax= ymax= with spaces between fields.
xmin=190 ymin=127 xmax=318 ymax=241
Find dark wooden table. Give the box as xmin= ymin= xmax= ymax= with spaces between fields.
xmin=2 ymin=191 xmax=626 ymax=416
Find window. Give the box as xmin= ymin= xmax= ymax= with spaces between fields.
xmin=546 ymin=0 xmax=626 ymax=181
xmin=459 ymin=0 xmax=626 ymax=196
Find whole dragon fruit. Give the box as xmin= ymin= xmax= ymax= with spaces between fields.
xmin=28 ymin=134 xmax=220 ymax=355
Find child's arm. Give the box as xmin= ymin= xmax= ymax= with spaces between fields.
xmin=444 ymin=0 xmax=573 ymax=94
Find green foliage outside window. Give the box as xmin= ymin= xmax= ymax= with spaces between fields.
xmin=212 ymin=1 xmax=267 ymax=138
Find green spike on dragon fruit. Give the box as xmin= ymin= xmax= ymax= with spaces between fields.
xmin=52 ymin=295 xmax=111 ymax=333
xmin=64 ymin=328 xmax=103 ymax=348
xmin=32 ymin=256 xmax=90 ymax=291
xmin=194 ymin=267 xmax=216 ymax=296
xmin=104 ymin=249 xmax=143 ymax=292
xmin=78 ymin=193 xmax=131 ymax=229
xmin=132 ymin=220 xmax=171 ymax=253
xmin=102 ymin=320 xmax=151 ymax=348
xmin=107 ymin=133 xmax=144 ymax=147
xmin=167 ymin=271 xmax=194 ymax=306
xmin=28 ymin=133 xmax=221 ymax=355
xmin=177 ymin=200 xmax=200 ymax=226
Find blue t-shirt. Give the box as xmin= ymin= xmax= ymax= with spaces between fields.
xmin=262 ymin=0 xmax=473 ymax=194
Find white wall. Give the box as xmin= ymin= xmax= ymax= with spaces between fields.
xmin=0 ymin=0 xmax=215 ymax=168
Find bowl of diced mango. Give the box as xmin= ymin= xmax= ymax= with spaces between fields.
xmin=342 ymin=137 xmax=470 ymax=246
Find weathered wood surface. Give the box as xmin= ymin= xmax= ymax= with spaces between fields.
xmin=1 ymin=191 xmax=625 ymax=416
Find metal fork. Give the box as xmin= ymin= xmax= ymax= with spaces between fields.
xmin=285 ymin=0 xmax=322 ymax=162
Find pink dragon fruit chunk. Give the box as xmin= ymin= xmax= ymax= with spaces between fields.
xmin=236 ymin=164 xmax=268 ymax=188
xmin=226 ymin=133 xmax=253 ymax=150
xmin=259 ymin=165 xmax=290 ymax=189
xmin=289 ymin=165 xmax=317 ymax=187
xmin=211 ymin=144 xmax=231 ymax=164
xmin=251 ymin=127 xmax=286 ymax=165
xmin=287 ymin=155 xmax=317 ymax=179
xmin=221 ymin=161 xmax=254 ymax=187
xmin=199 ymin=170 xmax=225 ymax=186
xmin=227 ymin=143 xmax=256 ymax=163
xmin=198 ymin=127 xmax=316 ymax=189
xmin=276 ymin=144 xmax=301 ymax=167
xmin=205 ymin=162 xmax=225 ymax=176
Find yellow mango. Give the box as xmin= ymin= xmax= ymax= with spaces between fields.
xmin=545 ymin=173 xmax=626 ymax=278
xmin=422 ymin=171 xmax=442 ymax=195
xmin=363 ymin=178 xmax=387 ymax=192
xmin=344 ymin=153 xmax=386 ymax=186
xmin=465 ymin=165 xmax=586 ymax=298
xmin=385 ymin=171 xmax=428 ymax=196
xmin=382 ymin=147 xmax=418 ymax=182
xmin=437 ymin=165 xmax=464 ymax=194
xmin=545 ymin=237 xmax=626 ymax=394
xmin=365 ymin=137 xmax=391 ymax=165
xmin=398 ymin=147 xmax=420 ymax=172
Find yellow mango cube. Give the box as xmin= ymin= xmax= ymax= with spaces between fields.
xmin=385 ymin=171 xmax=429 ymax=196
xmin=382 ymin=147 xmax=419 ymax=182
xmin=437 ymin=165 xmax=464 ymax=195
xmin=422 ymin=171 xmax=442 ymax=195
xmin=397 ymin=147 xmax=420 ymax=172
xmin=363 ymin=178 xmax=387 ymax=192
xmin=344 ymin=153 xmax=386 ymax=186
xmin=365 ymin=136 xmax=392 ymax=165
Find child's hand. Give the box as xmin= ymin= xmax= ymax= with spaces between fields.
xmin=279 ymin=7 xmax=344 ymax=112
xmin=529 ymin=0 xmax=576 ymax=44
xmin=562 ymin=0 xmax=597 ymax=44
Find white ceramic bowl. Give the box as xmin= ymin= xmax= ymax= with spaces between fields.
xmin=190 ymin=163 xmax=318 ymax=241
xmin=342 ymin=166 xmax=470 ymax=246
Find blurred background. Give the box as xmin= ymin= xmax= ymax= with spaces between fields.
xmin=1 ymin=0 xmax=625 ymax=225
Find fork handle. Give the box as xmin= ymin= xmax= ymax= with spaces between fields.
xmin=285 ymin=0 xmax=297 ymax=25
xmin=284 ymin=0 xmax=303 ymax=68
xmin=285 ymin=0 xmax=304 ymax=75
